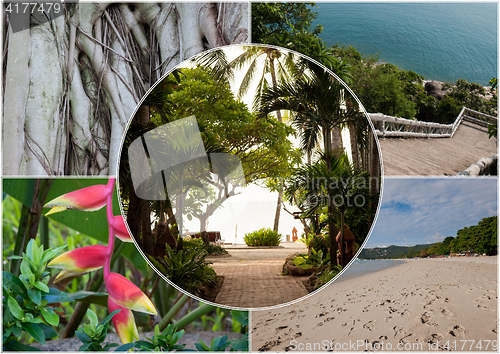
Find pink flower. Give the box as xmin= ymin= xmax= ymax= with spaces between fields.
xmin=105 ymin=272 xmax=157 ymax=316
xmin=44 ymin=184 xmax=110 ymax=216
xmin=110 ymin=215 xmax=134 ymax=243
xmin=48 ymin=245 xmax=108 ymax=282
xmin=107 ymin=298 xmax=139 ymax=344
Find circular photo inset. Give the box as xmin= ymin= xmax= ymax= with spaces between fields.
xmin=117 ymin=44 xmax=382 ymax=310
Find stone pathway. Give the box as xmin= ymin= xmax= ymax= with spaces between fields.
xmin=209 ymin=243 xmax=309 ymax=309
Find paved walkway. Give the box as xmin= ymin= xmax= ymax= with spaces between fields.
xmin=208 ymin=243 xmax=309 ymax=309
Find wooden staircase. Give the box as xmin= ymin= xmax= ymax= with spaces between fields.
xmin=370 ymin=108 xmax=498 ymax=176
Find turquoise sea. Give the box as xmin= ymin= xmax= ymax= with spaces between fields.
xmin=315 ymin=2 xmax=497 ymax=85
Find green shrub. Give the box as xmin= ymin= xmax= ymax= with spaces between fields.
xmin=184 ymin=238 xmax=228 ymax=256
xmin=292 ymin=248 xmax=330 ymax=269
xmin=244 ymin=228 xmax=282 ymax=246
xmin=309 ymin=235 xmax=329 ymax=255
xmin=149 ymin=246 xmax=217 ymax=293
xmin=316 ymin=265 xmax=343 ymax=289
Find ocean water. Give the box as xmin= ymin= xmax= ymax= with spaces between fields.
xmin=334 ymin=259 xmax=404 ymax=282
xmin=315 ymin=3 xmax=497 ymax=85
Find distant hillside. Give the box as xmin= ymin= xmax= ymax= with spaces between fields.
xmin=360 ymin=216 xmax=498 ymax=259
xmin=359 ymin=244 xmax=437 ymax=259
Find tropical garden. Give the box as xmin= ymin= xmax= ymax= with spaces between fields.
xmin=2 ymin=179 xmax=249 ymax=351
xmin=117 ymin=44 xmax=381 ymax=300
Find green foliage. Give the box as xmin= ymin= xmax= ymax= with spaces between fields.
xmin=449 ymin=216 xmax=497 ymax=255
xmin=359 ymin=244 xmax=433 ymax=259
xmin=316 ymin=265 xmax=343 ymax=288
xmin=195 ymin=335 xmax=231 ymax=352
xmin=193 ymin=309 xmax=248 ymax=351
xmin=184 ymin=238 xmax=228 ymax=256
xmin=252 ymin=2 xmax=324 ymax=59
xmin=293 ymin=248 xmax=330 ymax=268
xmin=3 ymin=240 xmax=71 ymax=350
xmin=75 ymin=311 xmax=249 ymax=352
xmin=134 ymin=324 xmax=186 ymax=351
xmin=155 ymin=67 xmax=300 ymax=184
xmin=75 ymin=309 xmax=131 ymax=351
xmin=244 ymin=228 xmax=282 ymax=246
xmin=361 ymin=216 xmax=498 ymax=259
xmin=149 ymin=246 xmax=217 ymax=293
xmin=309 ymin=235 xmax=329 ymax=255
xmin=253 ymin=4 xmax=498 ymax=122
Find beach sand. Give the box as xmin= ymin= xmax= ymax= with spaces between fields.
xmin=252 ymin=257 xmax=497 ymax=351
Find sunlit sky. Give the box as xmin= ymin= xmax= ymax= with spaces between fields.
xmin=366 ymin=177 xmax=498 ymax=249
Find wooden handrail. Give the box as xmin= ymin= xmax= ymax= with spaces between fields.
xmin=370 ymin=107 xmax=497 ymax=138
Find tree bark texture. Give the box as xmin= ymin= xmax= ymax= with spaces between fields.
xmin=3 ymin=3 xmax=249 ymax=176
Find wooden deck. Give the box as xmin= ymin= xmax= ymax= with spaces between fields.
xmin=378 ymin=120 xmax=497 ymax=176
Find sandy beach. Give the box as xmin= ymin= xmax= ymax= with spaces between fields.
xmin=252 ymin=257 xmax=497 ymax=351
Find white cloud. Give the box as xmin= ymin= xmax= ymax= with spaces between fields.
xmin=366 ymin=178 xmax=497 ymax=248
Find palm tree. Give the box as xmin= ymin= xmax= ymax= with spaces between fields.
xmin=195 ymin=46 xmax=299 ymax=232
xmin=284 ymin=153 xmax=370 ymax=267
xmin=258 ymin=60 xmax=366 ymax=267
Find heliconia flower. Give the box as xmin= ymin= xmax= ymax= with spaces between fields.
xmin=48 ymin=245 xmax=108 ymax=282
xmin=110 ymin=215 xmax=133 ymax=243
xmin=44 ymin=184 xmax=110 ymax=216
xmin=108 ymin=297 xmax=139 ymax=344
xmin=105 ymin=272 xmax=157 ymax=316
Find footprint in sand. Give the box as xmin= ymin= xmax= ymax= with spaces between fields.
xmin=449 ymin=325 xmax=465 ymax=337
xmin=421 ymin=312 xmax=439 ymax=326
xmin=426 ymin=333 xmax=443 ymax=344
xmin=387 ymin=306 xmax=399 ymax=314
xmin=423 ymin=300 xmax=435 ymax=309
xmin=275 ymin=326 xmax=288 ymax=333
xmin=440 ymin=308 xmax=452 ymax=316
xmin=363 ymin=321 xmax=375 ymax=331
xmin=393 ymin=325 xmax=405 ymax=337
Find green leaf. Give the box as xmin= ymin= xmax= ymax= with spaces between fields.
xmin=195 ymin=340 xmax=211 ymax=351
xmin=230 ymin=337 xmax=249 ymax=352
xmin=135 ymin=340 xmax=155 ymax=350
xmin=2 ymin=272 xmax=28 ymax=298
xmin=33 ymin=281 xmax=49 ymax=293
xmin=86 ymin=309 xmax=99 ymax=329
xmin=7 ymin=296 xmax=24 ymax=319
xmin=20 ymin=260 xmax=34 ymax=281
xmin=11 ymin=324 xmax=23 ymax=338
xmin=21 ymin=322 xmax=46 ymax=344
xmin=38 ymin=323 xmax=58 ymax=340
xmin=41 ymin=245 xmax=68 ymax=264
xmin=211 ymin=335 xmax=230 ymax=351
xmin=25 ymin=239 xmax=36 ymax=261
xmin=3 ymin=340 xmax=42 ymax=351
xmin=75 ymin=330 xmax=91 ymax=343
xmin=40 ymin=307 xmax=59 ymax=326
xmin=230 ymin=310 xmax=249 ymax=327
xmin=78 ymin=341 xmax=92 ymax=352
xmin=99 ymin=309 xmax=121 ymax=327
xmin=28 ymin=288 xmax=42 ymax=306
xmin=68 ymin=291 xmax=108 ymax=307
xmin=115 ymin=343 xmax=136 ymax=351
xmin=41 ymin=287 xmax=72 ymax=304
